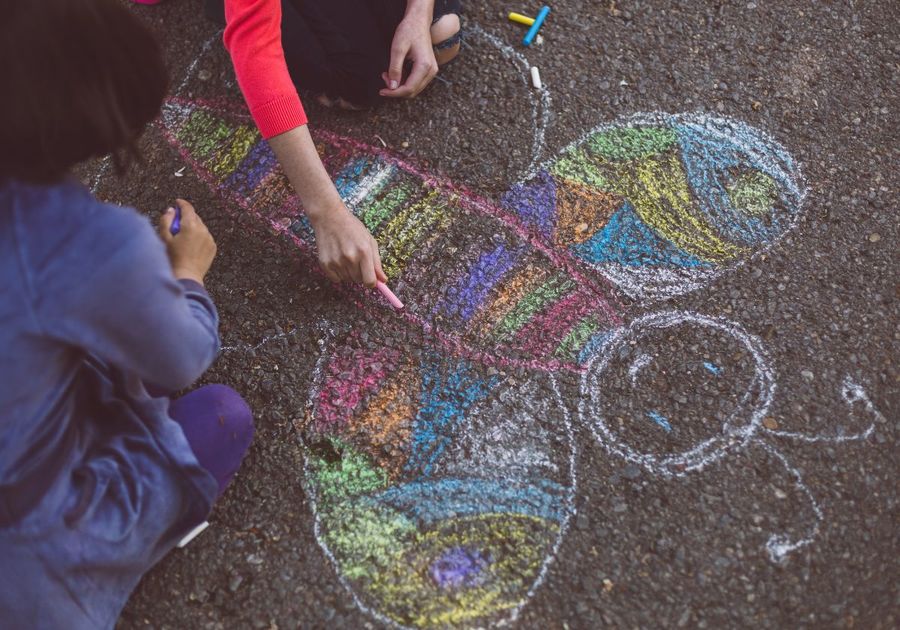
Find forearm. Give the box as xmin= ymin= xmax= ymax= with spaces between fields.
xmin=268 ymin=125 xmax=343 ymax=222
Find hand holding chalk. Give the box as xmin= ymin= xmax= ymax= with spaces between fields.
xmin=159 ymin=199 xmax=217 ymax=285
xmin=377 ymin=281 xmax=404 ymax=309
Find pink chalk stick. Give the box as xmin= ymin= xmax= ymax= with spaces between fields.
xmin=376 ymin=281 xmax=404 ymax=309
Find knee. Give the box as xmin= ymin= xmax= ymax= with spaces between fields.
xmin=203 ymin=384 xmax=255 ymax=447
xmin=431 ymin=13 xmax=461 ymax=65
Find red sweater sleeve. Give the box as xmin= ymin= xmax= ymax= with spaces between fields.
xmin=223 ymin=0 xmax=308 ymax=139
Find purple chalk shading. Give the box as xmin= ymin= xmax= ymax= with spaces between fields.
xmin=225 ymin=139 xmax=279 ymax=197
xmin=430 ymin=547 xmax=491 ymax=590
xmin=437 ymin=244 xmax=521 ymax=321
xmin=500 ymin=169 xmax=557 ymax=239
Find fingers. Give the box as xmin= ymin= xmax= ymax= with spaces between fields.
xmin=322 ymin=261 xmax=343 ymax=284
xmin=371 ymin=238 xmax=387 ymax=283
xmin=158 ymin=207 xmax=176 ymax=241
xmin=386 ymin=42 xmax=407 ymax=90
xmin=380 ymin=59 xmax=437 ymax=98
xmin=321 ymin=245 xmax=382 ymax=288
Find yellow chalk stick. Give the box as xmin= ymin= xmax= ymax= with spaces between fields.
xmin=508 ymin=12 xmax=536 ymax=26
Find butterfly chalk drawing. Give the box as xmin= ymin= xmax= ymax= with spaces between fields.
xmin=150 ymin=33 xmax=880 ymax=629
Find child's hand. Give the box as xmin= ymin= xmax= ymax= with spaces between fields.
xmin=159 ymin=199 xmax=217 ymax=285
xmin=309 ymin=204 xmax=387 ymax=287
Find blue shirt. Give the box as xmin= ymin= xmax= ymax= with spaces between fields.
xmin=0 ymin=179 xmax=219 ymax=628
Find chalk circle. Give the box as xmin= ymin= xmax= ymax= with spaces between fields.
xmin=579 ymin=311 xmax=774 ymax=476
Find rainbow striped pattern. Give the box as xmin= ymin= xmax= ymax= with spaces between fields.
xmin=161 ymin=99 xmax=803 ymax=628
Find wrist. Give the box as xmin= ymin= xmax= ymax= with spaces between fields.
xmin=404 ymin=0 xmax=433 ymax=20
xmin=306 ymin=198 xmax=349 ymax=225
xmin=172 ymin=268 xmax=206 ymax=285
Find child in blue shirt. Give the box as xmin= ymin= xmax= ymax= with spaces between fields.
xmin=0 ymin=1 xmax=254 ymax=627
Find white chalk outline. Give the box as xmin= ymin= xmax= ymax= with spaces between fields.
xmin=578 ymin=310 xmax=880 ymax=564
xmin=581 ymin=311 xmax=776 ymax=476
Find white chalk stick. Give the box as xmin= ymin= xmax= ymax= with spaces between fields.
xmin=177 ymin=521 xmax=210 ymax=548
xmin=530 ymin=66 xmax=542 ymax=90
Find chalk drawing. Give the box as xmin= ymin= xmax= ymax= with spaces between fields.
xmin=122 ymin=33 xmax=882 ymax=628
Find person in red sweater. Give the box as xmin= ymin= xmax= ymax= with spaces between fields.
xmin=137 ymin=0 xmax=461 ymax=287
xmin=222 ymin=0 xmax=461 ymax=287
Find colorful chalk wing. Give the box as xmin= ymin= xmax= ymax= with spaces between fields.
xmin=502 ymin=112 xmax=805 ymax=300
xmin=160 ymin=99 xmax=808 ymax=626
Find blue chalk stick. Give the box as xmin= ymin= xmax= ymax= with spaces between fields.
xmin=170 ymin=201 xmax=182 ymax=235
xmin=523 ymin=6 xmax=550 ymax=46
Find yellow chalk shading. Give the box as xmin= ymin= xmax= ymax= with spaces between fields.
xmin=356 ymin=513 xmax=559 ymax=628
xmin=379 ymin=191 xmax=450 ymax=279
xmin=618 ymin=152 xmax=745 ymax=263
xmin=563 ymin=143 xmax=746 ymax=263
xmin=210 ymin=124 xmax=258 ymax=179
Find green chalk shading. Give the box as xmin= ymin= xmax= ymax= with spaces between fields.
xmin=361 ymin=181 xmax=415 ymax=233
xmin=554 ymin=316 xmax=600 ymax=359
xmin=309 ymin=438 xmax=388 ymax=502
xmin=549 ymin=147 xmax=614 ymax=191
xmin=176 ymin=109 xmax=234 ymax=163
xmin=492 ymin=276 xmax=575 ymax=341
xmin=728 ymin=171 xmax=778 ymax=217
xmin=318 ymin=502 xmax=414 ymax=581
xmin=586 ymin=126 xmax=678 ymax=162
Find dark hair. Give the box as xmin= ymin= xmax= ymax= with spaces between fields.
xmin=0 ymin=0 xmax=168 ymax=183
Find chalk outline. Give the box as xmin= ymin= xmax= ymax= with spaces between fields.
xmin=580 ymin=311 xmax=776 ymax=476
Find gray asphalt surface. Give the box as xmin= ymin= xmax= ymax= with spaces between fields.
xmin=86 ymin=0 xmax=897 ymax=628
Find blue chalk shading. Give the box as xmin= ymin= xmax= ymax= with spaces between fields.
xmin=403 ymin=358 xmax=499 ymax=477
xmin=289 ymin=213 xmax=314 ymax=241
xmin=333 ymin=157 xmax=370 ymax=200
xmin=372 ymin=477 xmax=567 ymax=525
xmin=703 ymin=361 xmax=722 ymax=375
xmin=226 ymin=139 xmax=278 ymax=197
xmin=675 ymin=118 xmax=803 ymax=247
xmin=578 ymin=330 xmax=614 ymax=365
xmin=572 ymin=201 xmax=711 ymax=269
xmin=436 ymin=244 xmax=522 ymax=321
xmin=646 ymin=411 xmax=672 ymax=432
xmin=500 ymin=169 xmax=557 ymax=238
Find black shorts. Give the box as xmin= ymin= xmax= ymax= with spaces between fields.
xmin=206 ymin=0 xmax=462 ymax=107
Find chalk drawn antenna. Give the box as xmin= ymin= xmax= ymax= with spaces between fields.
xmin=755 ymin=442 xmax=824 ymax=562
xmin=467 ymin=25 xmax=552 ymax=176
xmin=764 ymin=375 xmax=879 ymax=443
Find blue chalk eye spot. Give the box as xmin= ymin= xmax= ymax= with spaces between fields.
xmin=645 ymin=411 xmax=672 ymax=433
xmin=703 ymin=362 xmax=722 ymax=375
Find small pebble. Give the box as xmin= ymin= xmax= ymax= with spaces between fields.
xmin=868 ymin=233 xmax=881 ymax=242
